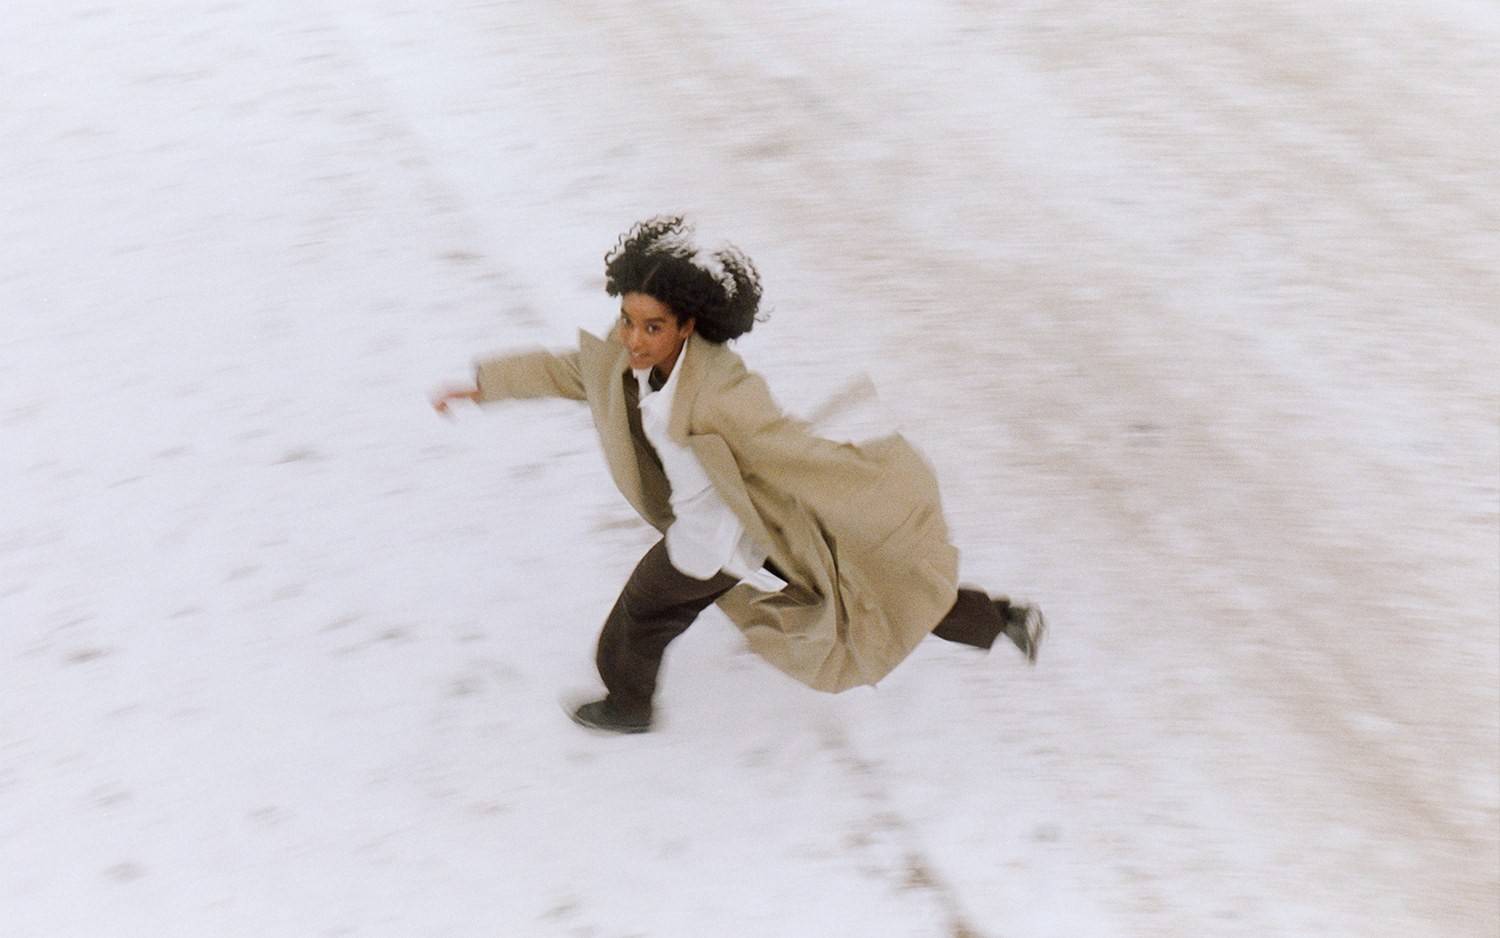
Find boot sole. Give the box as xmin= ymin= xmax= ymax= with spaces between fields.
xmin=564 ymin=700 xmax=652 ymax=735
xmin=1023 ymin=606 xmax=1046 ymax=665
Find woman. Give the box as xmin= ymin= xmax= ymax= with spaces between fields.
xmin=432 ymin=217 xmax=1044 ymax=734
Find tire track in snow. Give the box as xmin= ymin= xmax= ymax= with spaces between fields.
xmin=817 ymin=722 xmax=991 ymax=938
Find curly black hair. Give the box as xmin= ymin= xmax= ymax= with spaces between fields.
xmin=603 ymin=216 xmax=763 ymax=344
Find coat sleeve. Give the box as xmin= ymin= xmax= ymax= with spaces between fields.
xmin=474 ymin=348 xmax=586 ymax=403
xmin=704 ymin=364 xmax=870 ymax=485
xmin=704 ymin=362 xmax=937 ymax=532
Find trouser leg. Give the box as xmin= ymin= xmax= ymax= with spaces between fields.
xmin=931 ymin=588 xmax=1010 ymax=650
xmin=595 ymin=540 xmax=739 ymax=717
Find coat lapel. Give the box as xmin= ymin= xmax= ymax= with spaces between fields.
xmin=577 ymin=328 xmax=671 ymax=529
xmin=665 ymin=334 xmax=702 ymax=446
xmin=576 ymin=329 xmax=770 ymax=558
xmin=688 ymin=433 xmax=776 ymax=554
xmin=675 ymin=339 xmax=778 ymax=554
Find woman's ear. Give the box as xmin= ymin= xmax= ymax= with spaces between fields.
xmin=681 ymin=317 xmax=696 ymax=337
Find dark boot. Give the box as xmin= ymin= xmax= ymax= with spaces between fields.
xmin=1000 ymin=602 xmax=1046 ymax=665
xmin=569 ymin=699 xmax=653 ymax=735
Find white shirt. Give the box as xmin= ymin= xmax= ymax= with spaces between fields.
xmin=633 ymin=338 xmax=786 ymax=592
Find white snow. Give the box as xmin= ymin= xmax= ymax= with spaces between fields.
xmin=3 ymin=2 xmax=1497 ymax=936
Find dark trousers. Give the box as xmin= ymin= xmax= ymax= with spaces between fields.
xmin=596 ymin=540 xmax=1009 ymax=717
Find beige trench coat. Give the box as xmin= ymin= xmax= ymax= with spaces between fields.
xmin=475 ymin=327 xmax=959 ymax=692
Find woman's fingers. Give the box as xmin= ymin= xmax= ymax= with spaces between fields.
xmin=431 ymin=387 xmax=478 ymax=417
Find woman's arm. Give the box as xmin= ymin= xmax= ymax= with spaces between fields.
xmin=432 ymin=346 xmax=588 ymax=413
xmin=476 ymin=348 xmax=586 ymax=402
xmin=431 ymin=385 xmax=480 ymax=416
xmin=705 ymin=365 xmax=870 ymax=484
xmin=431 ymin=348 xmax=587 ymax=416
xmin=707 ymin=363 xmax=944 ymax=549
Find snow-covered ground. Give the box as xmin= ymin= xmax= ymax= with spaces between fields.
xmin=3 ymin=2 xmax=1497 ymax=935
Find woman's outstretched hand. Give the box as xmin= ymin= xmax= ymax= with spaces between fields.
xmin=431 ymin=385 xmax=480 ymax=418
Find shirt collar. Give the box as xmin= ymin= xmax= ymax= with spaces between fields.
xmin=631 ymin=334 xmax=690 ymax=401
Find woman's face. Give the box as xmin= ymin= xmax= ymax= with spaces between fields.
xmin=619 ymin=292 xmax=694 ymax=376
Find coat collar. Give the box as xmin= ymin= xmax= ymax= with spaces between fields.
xmin=574 ymin=325 xmax=775 ymax=552
xmin=576 ymin=327 xmax=663 ymax=526
xmin=580 ymin=325 xmax=705 ymax=446
xmin=665 ymin=333 xmax=703 ymax=445
xmin=577 ymin=326 xmax=627 ymax=399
